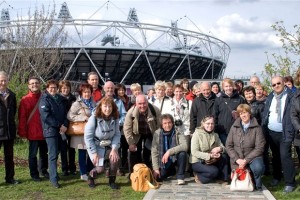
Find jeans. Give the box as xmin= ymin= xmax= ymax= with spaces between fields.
xmin=45 ymin=137 xmax=59 ymax=183
xmin=59 ymin=136 xmax=68 ymax=173
xmin=249 ymin=157 xmax=265 ymax=188
xmin=1 ymin=139 xmax=15 ymax=181
xmin=192 ymin=153 xmax=228 ymax=184
xmin=78 ymin=149 xmax=94 ymax=176
xmin=159 ymin=151 xmax=187 ymax=181
xmin=67 ymin=135 xmax=76 ymax=173
xmin=268 ymin=130 xmax=296 ymax=186
xmin=218 ymin=133 xmax=228 ymax=146
xmin=28 ymin=140 xmax=48 ymax=178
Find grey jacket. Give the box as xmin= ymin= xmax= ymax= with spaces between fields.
xmin=151 ymin=128 xmax=187 ymax=170
xmin=226 ymin=117 xmax=265 ymax=169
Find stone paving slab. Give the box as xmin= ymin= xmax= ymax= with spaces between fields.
xmin=143 ymin=177 xmax=276 ymax=200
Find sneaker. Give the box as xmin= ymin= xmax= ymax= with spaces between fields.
xmin=6 ymin=179 xmax=20 ymax=185
xmin=70 ymin=171 xmax=77 ymax=175
xmin=41 ymin=172 xmax=50 ymax=179
xmin=51 ymin=182 xmax=60 ymax=189
xmin=80 ymin=174 xmax=88 ymax=181
xmin=177 ymin=179 xmax=185 ymax=185
xmin=32 ymin=177 xmax=42 ymax=182
xmin=283 ymin=186 xmax=295 ymax=193
xmin=270 ymin=179 xmax=280 ymax=187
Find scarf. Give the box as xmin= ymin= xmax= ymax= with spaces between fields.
xmin=81 ymin=97 xmax=94 ymax=111
xmin=274 ymin=87 xmax=287 ymax=123
xmin=159 ymin=128 xmax=176 ymax=169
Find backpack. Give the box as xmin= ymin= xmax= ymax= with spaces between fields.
xmin=130 ymin=163 xmax=159 ymax=192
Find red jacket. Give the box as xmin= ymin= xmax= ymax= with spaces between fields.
xmin=186 ymin=91 xmax=196 ymax=101
xmin=18 ymin=91 xmax=44 ymax=140
xmin=92 ymin=88 xmax=102 ymax=103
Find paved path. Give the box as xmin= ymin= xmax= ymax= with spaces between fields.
xmin=143 ymin=176 xmax=276 ymax=200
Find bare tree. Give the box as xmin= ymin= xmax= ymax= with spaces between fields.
xmin=0 ymin=4 xmax=67 ymax=83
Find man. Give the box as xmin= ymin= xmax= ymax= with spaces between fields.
xmin=18 ymin=77 xmax=49 ymax=182
xmin=124 ymin=94 xmax=161 ymax=172
xmin=0 ymin=71 xmax=19 ymax=185
xmin=152 ymin=114 xmax=187 ymax=185
xmin=87 ymin=72 xmax=102 ymax=103
xmin=165 ymin=81 xmax=174 ymax=98
xmin=262 ymin=76 xmax=296 ymax=193
xmin=250 ymin=75 xmax=261 ymax=87
xmin=190 ymin=82 xmax=216 ymax=134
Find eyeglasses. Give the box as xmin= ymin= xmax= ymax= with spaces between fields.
xmin=29 ymin=82 xmax=40 ymax=85
xmin=272 ymin=82 xmax=281 ymax=87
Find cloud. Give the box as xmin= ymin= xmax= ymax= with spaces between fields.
xmin=211 ymin=13 xmax=281 ymax=50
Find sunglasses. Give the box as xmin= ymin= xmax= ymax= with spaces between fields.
xmin=272 ymin=82 xmax=281 ymax=87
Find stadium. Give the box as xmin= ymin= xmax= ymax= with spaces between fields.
xmin=0 ymin=2 xmax=230 ymax=85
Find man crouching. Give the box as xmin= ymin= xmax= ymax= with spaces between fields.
xmin=152 ymin=114 xmax=188 ymax=185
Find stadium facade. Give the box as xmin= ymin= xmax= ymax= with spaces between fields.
xmin=0 ymin=2 xmax=230 ymax=85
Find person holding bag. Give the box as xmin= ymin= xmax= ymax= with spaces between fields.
xmin=226 ymin=104 xmax=265 ymax=191
xmin=190 ymin=116 xmax=228 ymax=184
xmin=67 ymin=83 xmax=95 ymax=181
xmin=84 ymin=96 xmax=121 ymax=189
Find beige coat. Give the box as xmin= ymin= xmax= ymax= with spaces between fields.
xmin=123 ymin=105 xmax=161 ymax=146
xmin=151 ymin=128 xmax=187 ymax=170
xmin=190 ymin=128 xmax=225 ymax=164
xmin=67 ymin=98 xmax=95 ymax=149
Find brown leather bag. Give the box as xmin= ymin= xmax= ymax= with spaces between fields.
xmin=66 ymin=121 xmax=86 ymax=135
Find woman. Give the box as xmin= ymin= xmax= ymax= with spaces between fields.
xmin=115 ymin=83 xmax=130 ymax=174
xmin=151 ymin=80 xmax=172 ymax=114
xmin=211 ymin=82 xmax=221 ymax=97
xmin=84 ymin=97 xmax=121 ymax=189
xmin=67 ymin=83 xmax=95 ymax=181
xmin=180 ymin=78 xmax=189 ymax=96
xmin=39 ymin=80 xmax=68 ymax=188
xmin=58 ymin=80 xmax=77 ymax=176
xmin=190 ymin=116 xmax=228 ymax=184
xmin=284 ymin=76 xmax=297 ymax=93
xmin=214 ymin=78 xmax=245 ymax=145
xmin=226 ymin=104 xmax=265 ymax=191
xmin=254 ymin=84 xmax=266 ymax=102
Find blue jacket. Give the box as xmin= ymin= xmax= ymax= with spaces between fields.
xmin=39 ymin=91 xmax=69 ymax=138
xmin=262 ymin=88 xmax=295 ymax=142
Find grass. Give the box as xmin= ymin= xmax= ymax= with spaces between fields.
xmin=1 ymin=139 xmax=300 ymax=200
xmin=0 ymin=139 xmax=145 ymax=200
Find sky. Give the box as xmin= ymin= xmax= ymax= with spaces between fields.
xmin=1 ymin=0 xmax=299 ymax=79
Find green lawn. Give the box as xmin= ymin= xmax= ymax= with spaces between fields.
xmin=1 ymin=139 xmax=300 ymax=200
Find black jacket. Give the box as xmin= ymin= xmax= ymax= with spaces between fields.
xmin=39 ymin=91 xmax=69 ymax=138
xmin=0 ymin=89 xmax=17 ymax=141
xmin=290 ymin=89 xmax=300 ymax=146
xmin=214 ymin=91 xmax=245 ymax=134
xmin=190 ymin=93 xmax=216 ymax=133
xmin=262 ymin=88 xmax=295 ymax=142
xmin=247 ymin=99 xmax=265 ymax=125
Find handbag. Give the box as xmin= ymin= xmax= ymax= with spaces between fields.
xmin=230 ymin=168 xmax=254 ymax=191
xmin=66 ymin=107 xmax=88 ymax=136
xmin=66 ymin=121 xmax=87 ymax=136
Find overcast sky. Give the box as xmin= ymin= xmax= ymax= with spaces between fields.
xmin=2 ymin=0 xmax=299 ymax=79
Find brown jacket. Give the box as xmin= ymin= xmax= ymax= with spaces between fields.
xmin=226 ymin=117 xmax=265 ymax=169
xmin=123 ymin=105 xmax=161 ymax=145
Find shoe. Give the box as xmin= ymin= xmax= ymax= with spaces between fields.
xmin=116 ymin=169 xmax=125 ymax=176
xmin=32 ymin=177 xmax=42 ymax=182
xmin=90 ymin=169 xmax=98 ymax=179
xmin=70 ymin=171 xmax=77 ymax=175
xmin=88 ymin=177 xmax=95 ymax=188
xmin=193 ymin=172 xmax=201 ymax=184
xmin=256 ymin=187 xmax=263 ymax=192
xmin=270 ymin=179 xmax=280 ymax=187
xmin=216 ymin=180 xmax=229 ymax=186
xmin=62 ymin=171 xmax=69 ymax=176
xmin=51 ymin=182 xmax=60 ymax=188
xmin=177 ymin=179 xmax=185 ymax=185
xmin=6 ymin=179 xmax=20 ymax=185
xmin=109 ymin=176 xmax=119 ymax=189
xmin=41 ymin=172 xmax=49 ymax=179
xmin=81 ymin=174 xmax=88 ymax=181
xmin=283 ymin=186 xmax=295 ymax=193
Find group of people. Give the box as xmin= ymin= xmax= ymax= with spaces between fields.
xmin=0 ymin=69 xmax=299 ymax=194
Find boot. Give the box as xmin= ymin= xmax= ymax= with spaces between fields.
xmin=88 ymin=175 xmax=95 ymax=188
xmin=108 ymin=176 xmax=119 ymax=190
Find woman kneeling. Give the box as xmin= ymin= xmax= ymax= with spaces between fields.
xmin=190 ymin=116 xmax=228 ymax=184
xmin=226 ymin=104 xmax=265 ymax=191
xmin=84 ymin=97 xmax=121 ymax=189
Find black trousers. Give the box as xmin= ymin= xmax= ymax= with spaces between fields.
xmin=268 ymin=130 xmax=296 ymax=186
xmin=128 ymin=135 xmax=152 ymax=173
xmin=1 ymin=139 xmax=15 ymax=181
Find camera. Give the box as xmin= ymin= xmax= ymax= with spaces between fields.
xmin=174 ymin=119 xmax=183 ymax=126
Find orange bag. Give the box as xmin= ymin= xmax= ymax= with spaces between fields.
xmin=130 ymin=163 xmax=159 ymax=192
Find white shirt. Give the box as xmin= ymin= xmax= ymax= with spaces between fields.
xmin=267 ymin=93 xmax=287 ymax=132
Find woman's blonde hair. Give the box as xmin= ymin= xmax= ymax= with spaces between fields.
xmin=236 ymin=104 xmax=251 ymax=114
xmin=199 ymin=115 xmax=214 ymax=129
xmin=154 ymin=80 xmax=166 ymax=91
xmin=221 ymin=78 xmax=234 ymax=89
